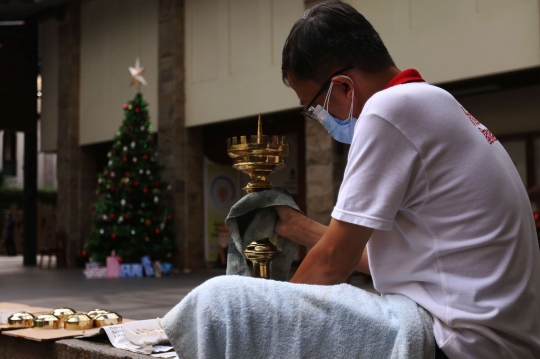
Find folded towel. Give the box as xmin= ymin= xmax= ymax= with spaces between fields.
xmin=225 ymin=187 xmax=300 ymax=281
xmin=162 ymin=276 xmax=436 ymax=359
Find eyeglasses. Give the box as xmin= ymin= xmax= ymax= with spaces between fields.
xmin=301 ymin=65 xmax=354 ymax=120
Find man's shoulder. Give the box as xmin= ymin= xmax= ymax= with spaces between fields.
xmin=362 ymin=82 xmax=458 ymax=125
xmin=371 ymin=83 xmax=452 ymax=109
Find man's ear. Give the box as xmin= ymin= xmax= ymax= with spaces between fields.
xmin=331 ymin=76 xmax=355 ymax=99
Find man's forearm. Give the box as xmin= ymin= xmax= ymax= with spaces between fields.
xmin=290 ymin=219 xmax=372 ymax=285
xmin=276 ymin=211 xmax=371 ymax=275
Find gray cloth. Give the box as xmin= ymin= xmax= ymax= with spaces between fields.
xmin=225 ymin=187 xmax=300 ymax=281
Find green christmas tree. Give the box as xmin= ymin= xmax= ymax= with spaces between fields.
xmin=85 ymin=93 xmax=175 ymax=263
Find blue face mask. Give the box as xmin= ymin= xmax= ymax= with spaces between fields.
xmin=312 ymin=76 xmax=356 ymax=144
xmin=312 ymin=106 xmax=357 ymax=144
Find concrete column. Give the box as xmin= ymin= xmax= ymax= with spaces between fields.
xmin=158 ymin=0 xmax=205 ymax=269
xmin=79 ymin=147 xmax=96 ymax=251
xmin=185 ymin=127 xmax=204 ymax=269
xmin=158 ymin=0 xmax=189 ymax=269
xmin=56 ymin=1 xmax=81 ymax=266
xmin=305 ymin=120 xmax=335 ymax=224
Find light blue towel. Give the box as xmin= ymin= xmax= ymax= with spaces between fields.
xmin=162 ymin=276 xmax=435 ymax=359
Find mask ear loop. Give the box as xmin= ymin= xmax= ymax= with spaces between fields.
xmin=323 ymin=83 xmax=333 ymax=110
xmin=336 ymin=75 xmax=354 ymax=120
xmin=348 ymin=87 xmax=354 ymax=120
xmin=326 ymin=76 xmax=355 ymax=119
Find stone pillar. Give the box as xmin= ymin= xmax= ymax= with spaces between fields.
xmin=305 ymin=120 xmax=335 ymax=224
xmin=79 ymin=147 xmax=96 ymax=250
xmin=56 ymin=1 xmax=81 ymax=266
xmin=185 ymin=127 xmax=204 ymax=269
xmin=158 ymin=0 xmax=205 ymax=269
xmin=158 ymin=0 xmax=188 ymax=269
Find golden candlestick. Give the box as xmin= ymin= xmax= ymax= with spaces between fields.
xmin=227 ymin=114 xmax=290 ymax=193
xmin=227 ymin=114 xmax=290 ymax=279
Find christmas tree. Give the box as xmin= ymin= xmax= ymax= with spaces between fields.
xmin=85 ymin=92 xmax=175 ymax=263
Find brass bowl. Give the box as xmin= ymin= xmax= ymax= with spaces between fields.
xmin=7 ymin=312 xmax=35 ymax=328
xmin=64 ymin=313 xmax=93 ymax=330
xmin=94 ymin=312 xmax=122 ymax=327
xmin=34 ymin=314 xmax=61 ymax=329
xmin=50 ymin=307 xmax=76 ymax=322
xmin=87 ymin=309 xmax=110 ymax=319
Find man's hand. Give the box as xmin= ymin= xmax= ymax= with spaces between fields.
xmin=274 ymin=206 xmax=301 ymax=239
xmin=275 ymin=206 xmax=327 ymax=248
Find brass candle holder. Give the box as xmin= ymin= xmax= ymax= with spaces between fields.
xmin=227 ymin=114 xmax=290 ymax=279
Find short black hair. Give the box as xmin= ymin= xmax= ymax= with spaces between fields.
xmin=282 ymin=0 xmax=395 ymax=86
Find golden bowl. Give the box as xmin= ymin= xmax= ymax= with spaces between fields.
xmin=86 ymin=309 xmax=110 ymax=319
xmin=34 ymin=314 xmax=61 ymax=329
xmin=50 ymin=307 xmax=76 ymax=322
xmin=64 ymin=313 xmax=93 ymax=330
xmin=7 ymin=312 xmax=36 ymax=328
xmin=94 ymin=312 xmax=122 ymax=327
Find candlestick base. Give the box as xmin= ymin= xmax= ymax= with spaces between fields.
xmin=243 ymin=238 xmax=278 ymax=279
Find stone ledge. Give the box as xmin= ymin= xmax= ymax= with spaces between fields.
xmin=0 ymin=335 xmax=151 ymax=359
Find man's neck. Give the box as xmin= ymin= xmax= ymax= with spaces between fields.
xmin=353 ymin=67 xmax=401 ymax=116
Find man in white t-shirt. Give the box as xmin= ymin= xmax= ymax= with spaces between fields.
xmin=276 ymin=1 xmax=540 ymax=358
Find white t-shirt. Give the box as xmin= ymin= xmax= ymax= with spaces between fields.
xmin=332 ymin=82 xmax=540 ymax=358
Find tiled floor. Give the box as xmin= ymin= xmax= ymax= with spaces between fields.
xmin=0 ymin=255 xmax=377 ymax=320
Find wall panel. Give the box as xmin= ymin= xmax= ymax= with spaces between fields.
xmin=80 ymin=0 xmax=158 ymax=145
xmin=347 ymin=0 xmax=539 ymax=84
xmin=187 ymin=0 xmax=540 ymax=126
xmin=185 ymin=0 xmax=304 ymax=127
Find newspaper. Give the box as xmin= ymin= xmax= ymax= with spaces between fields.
xmin=100 ymin=324 xmax=175 ymax=356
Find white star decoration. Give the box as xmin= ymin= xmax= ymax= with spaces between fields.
xmin=129 ymin=57 xmax=147 ymax=89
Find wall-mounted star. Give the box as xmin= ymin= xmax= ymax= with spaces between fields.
xmin=129 ymin=58 xmax=147 ymax=89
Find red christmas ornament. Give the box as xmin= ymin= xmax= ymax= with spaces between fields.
xmin=122 ymin=156 xmax=128 ymax=162
xmin=152 ymin=216 xmax=157 ymax=222
xmin=111 ymin=233 xmax=117 ymax=239
xmin=167 ymin=215 xmax=172 ymax=221
xmin=155 ymin=228 xmax=161 ymax=234
xmin=143 ymin=154 xmax=149 ymax=161
xmin=125 ymin=214 xmax=130 ymax=219
xmin=117 ymin=256 xmax=123 ymax=263
xmin=90 ymin=205 xmax=95 ymax=211
xmin=154 ymin=181 xmax=160 ymax=187
xmin=122 ymin=104 xmax=128 ymax=110
xmin=110 ymin=214 xmax=116 ymax=220
xmin=125 ymin=171 xmax=130 ymax=177
xmin=135 ymin=107 xmax=140 ymax=114
xmin=110 ymin=187 xmax=115 ymax=192
xmin=142 ymin=188 xmax=149 ymax=194
xmin=133 ymin=181 xmax=139 ymax=187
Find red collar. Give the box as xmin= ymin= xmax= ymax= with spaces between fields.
xmin=384 ymin=68 xmax=425 ymax=89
